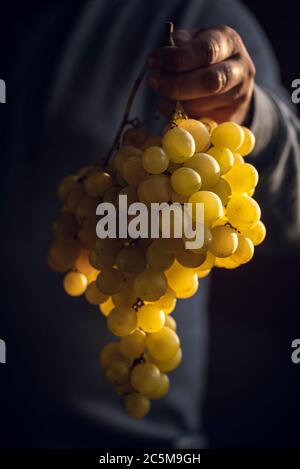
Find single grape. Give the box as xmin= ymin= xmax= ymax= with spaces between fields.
xmin=75 ymin=196 xmax=99 ymax=223
xmin=207 ymin=147 xmax=234 ymax=174
xmin=148 ymin=347 xmax=182 ymax=372
xmin=137 ymin=174 xmax=172 ymax=204
xmin=107 ymin=306 xmax=137 ymax=337
xmin=231 ymin=235 xmax=254 ymax=264
xmin=237 ymin=127 xmax=255 ymax=156
xmin=114 ymin=145 xmax=142 ymax=173
xmin=137 ymin=304 xmax=165 ymax=333
xmin=99 ymin=342 xmax=125 ymax=369
xmin=96 ymin=268 xmax=124 ymax=295
xmin=211 ymin=177 xmax=232 ymax=206
xmin=84 ymin=171 xmax=114 ymax=198
xmin=176 ymin=249 xmax=206 ymax=268
xmin=115 ymin=245 xmax=146 ymax=275
xmin=124 ymin=393 xmax=151 ymax=419
xmin=146 ymin=327 xmax=180 ymax=361
xmin=146 ymin=241 xmax=175 ymax=271
xmin=155 ymin=287 xmax=177 ymax=315
xmin=106 ymin=360 xmax=130 ymax=386
xmin=130 ymin=363 xmax=161 ymax=394
xmin=120 ymin=329 xmax=147 ymax=358
xmin=225 ymin=163 xmax=258 ymax=193
xmin=122 ymin=156 xmax=147 ymax=186
xmin=211 ymin=122 xmax=244 ymax=151
xmin=188 ymin=190 xmax=223 ymax=226
xmin=242 ymin=220 xmax=266 ymax=246
xmin=209 ymin=225 xmax=238 ymax=258
xmin=171 ymin=167 xmax=202 ymax=196
xmin=142 ymin=146 xmax=169 ymax=174
xmin=63 ymin=271 xmax=88 ymax=296
xmin=146 ymin=373 xmax=170 ymax=400
xmin=85 ymin=281 xmax=108 ymax=305
xmin=48 ymin=238 xmax=80 ymax=271
xmin=134 ymin=269 xmax=168 ymax=301
xmin=226 ymin=194 xmax=261 ymax=231
xmin=162 ymin=127 xmax=195 ymax=163
xmin=177 ymin=118 xmax=210 ymax=152
xmin=176 ymin=274 xmax=199 ymax=299
xmin=164 ymin=315 xmax=177 ymax=331
xmin=233 ymin=153 xmax=245 ymax=164
xmin=184 ymin=153 xmax=220 ymax=189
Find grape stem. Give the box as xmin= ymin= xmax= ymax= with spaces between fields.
xmin=104 ymin=62 xmax=148 ymax=165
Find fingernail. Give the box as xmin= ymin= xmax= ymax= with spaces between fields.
xmin=148 ymin=76 xmax=159 ymax=90
xmin=148 ymin=57 xmax=161 ymax=69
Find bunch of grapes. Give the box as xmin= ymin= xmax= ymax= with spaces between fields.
xmin=48 ymin=114 xmax=266 ymax=419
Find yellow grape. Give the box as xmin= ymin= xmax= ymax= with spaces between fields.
xmin=106 ymin=360 xmax=129 ymax=386
xmin=176 ymin=249 xmax=206 ymax=268
xmin=75 ymin=249 xmax=95 ymax=275
xmin=57 ymin=175 xmax=80 ymax=202
xmin=99 ymin=297 xmax=115 ymax=317
xmin=125 ymin=393 xmax=151 ymax=419
xmin=165 ymin=261 xmax=196 ymax=294
xmin=107 ymin=306 xmax=137 ymax=337
xmin=114 ymin=145 xmax=142 ymax=172
xmin=116 ymin=245 xmax=146 ymax=274
xmin=147 ymin=327 xmax=180 ymax=361
xmin=216 ymin=257 xmax=240 ymax=269
xmin=63 ymin=271 xmax=88 ymax=296
xmin=242 ymin=220 xmax=266 ymax=246
xmin=233 ymin=153 xmax=245 ymax=164
xmin=120 ymin=329 xmax=147 ymax=358
xmin=207 ymin=147 xmax=234 ymax=174
xmin=209 ymin=225 xmax=238 ymax=258
xmin=227 ymin=194 xmax=261 ymax=231
xmin=84 ymin=171 xmax=114 ymax=197
xmin=162 ymin=127 xmax=195 ymax=163
xmin=196 ymin=251 xmax=215 ymax=271
xmin=85 ymin=281 xmax=108 ymax=305
xmin=211 ymin=122 xmax=244 ymax=151
xmin=99 ymin=342 xmax=125 ymax=369
xmin=89 ymin=249 xmax=115 ymax=270
xmin=199 ymin=117 xmax=218 ymax=134
xmin=137 ymin=304 xmax=165 ymax=333
xmin=171 ymin=167 xmax=202 ymax=196
xmin=96 ymin=268 xmax=124 ymax=295
xmin=86 ymin=268 xmax=99 ymax=284
xmin=155 ymin=287 xmax=177 ymax=315
xmin=146 ymin=241 xmax=175 ymax=271
xmin=122 ymin=156 xmax=147 ymax=186
xmin=225 ymin=163 xmax=258 ymax=193
xmin=197 ymin=269 xmax=211 ymax=278
xmin=165 ymin=315 xmax=177 ymax=331
xmin=231 ymin=235 xmax=254 ymax=264
xmin=237 ymin=127 xmax=256 ymax=156
xmin=142 ymin=146 xmax=169 ymax=174
xmin=176 ymin=274 xmax=198 ymax=299
xmin=134 ymin=269 xmax=168 ymax=301
xmin=75 ymin=196 xmax=98 ymax=223
xmin=211 ymin=177 xmax=232 ymax=206
xmin=148 ymin=348 xmax=182 ymax=373
xmin=137 ymin=174 xmax=172 ymax=204
xmin=188 ymin=190 xmax=223 ymax=226
xmin=48 ymin=238 xmax=80 ymax=271
xmin=146 ymin=373 xmax=170 ymax=400
xmin=130 ymin=363 xmax=161 ymax=394
xmin=122 ymin=127 xmax=147 ymax=147
xmin=184 ymin=153 xmax=220 ymax=189
xmin=177 ymin=118 xmax=210 ymax=152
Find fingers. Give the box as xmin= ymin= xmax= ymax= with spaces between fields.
xmin=148 ymin=25 xmax=241 ymax=73
xmin=149 ymin=58 xmax=246 ymax=100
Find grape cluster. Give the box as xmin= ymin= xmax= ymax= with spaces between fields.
xmin=48 ymin=115 xmax=266 ymax=419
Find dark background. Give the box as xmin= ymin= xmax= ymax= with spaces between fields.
xmin=0 ymin=0 xmax=300 ymax=448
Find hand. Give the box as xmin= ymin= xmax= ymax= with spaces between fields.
xmin=148 ymin=25 xmax=256 ymax=124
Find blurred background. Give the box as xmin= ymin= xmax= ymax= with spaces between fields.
xmin=0 ymin=0 xmax=299 ymax=448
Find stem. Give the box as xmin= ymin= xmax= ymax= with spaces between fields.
xmin=104 ymin=62 xmax=148 ymax=165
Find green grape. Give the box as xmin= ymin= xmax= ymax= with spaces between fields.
xmin=177 ymin=118 xmax=211 ymax=152
xmin=225 ymin=163 xmax=258 ymax=193
xmin=114 ymin=145 xmax=142 ymax=172
xmin=84 ymin=171 xmax=114 ymax=197
xmin=57 ymin=175 xmax=80 ymax=202
xmin=171 ymin=167 xmax=202 ymax=196
xmin=130 ymin=363 xmax=161 ymax=394
xmin=99 ymin=297 xmax=115 ymax=317
xmin=124 ymin=393 xmax=151 ymax=419
xmin=137 ymin=174 xmax=171 ymax=204
xmin=146 ymin=373 xmax=170 ymax=400
xmin=137 ymin=304 xmax=165 ymax=333
xmin=146 ymin=327 xmax=180 ymax=361
xmin=148 ymin=348 xmax=182 ymax=373
xmin=207 ymin=147 xmax=234 ymax=174
xmin=122 ymin=127 xmax=147 ymax=148
xmin=237 ymin=127 xmax=256 ymax=156
xmin=226 ymin=194 xmax=261 ymax=231
xmin=48 ymin=238 xmax=80 ymax=271
xmin=209 ymin=225 xmax=238 ymax=258
xmin=242 ymin=220 xmax=266 ymax=246
xmin=146 ymin=241 xmax=175 ymax=271
xmin=115 ymin=245 xmax=146 ymax=275
xmin=85 ymin=281 xmax=108 ymax=305
xmin=231 ymin=235 xmax=254 ymax=264
xmin=164 ymin=315 xmax=177 ymax=331
xmin=52 ymin=212 xmax=79 ymax=238
xmin=107 ymin=306 xmax=137 ymax=337
xmin=162 ymin=127 xmax=195 ymax=163
xmin=142 ymin=146 xmax=169 ymax=174
xmin=120 ymin=329 xmax=147 ymax=358
xmin=96 ymin=268 xmax=125 ymax=295
xmin=211 ymin=177 xmax=232 ymax=206
xmin=184 ymin=153 xmax=220 ymax=189
xmin=75 ymin=196 xmax=99 ymax=223
xmin=176 ymin=249 xmax=206 ymax=268
xmin=99 ymin=342 xmax=125 ymax=369
xmin=188 ymin=190 xmax=223 ymax=226
xmin=211 ymin=122 xmax=244 ymax=151
xmin=122 ymin=156 xmax=147 ymax=186
xmin=63 ymin=271 xmax=88 ymax=297
xmin=105 ymin=360 xmax=130 ymax=386
xmin=156 ymin=287 xmax=177 ymax=315
xmin=134 ymin=269 xmax=168 ymax=301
